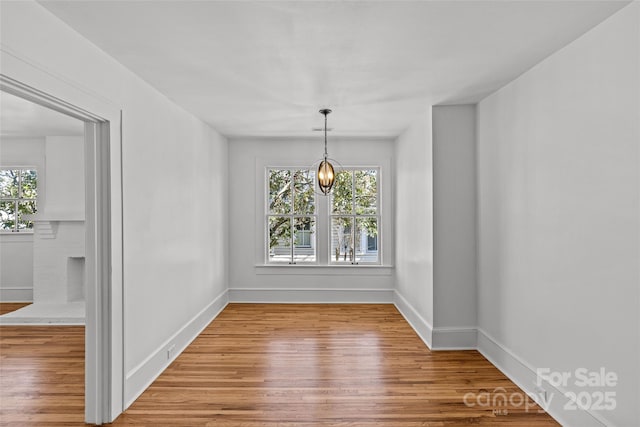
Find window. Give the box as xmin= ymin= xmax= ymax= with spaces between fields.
xmin=267 ymin=169 xmax=316 ymax=264
xmin=0 ymin=169 xmax=38 ymax=232
xmin=331 ymin=169 xmax=379 ymax=264
xmin=265 ymin=167 xmax=380 ymax=265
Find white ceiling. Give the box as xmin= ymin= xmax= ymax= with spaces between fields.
xmin=39 ymin=1 xmax=627 ymax=138
xmin=0 ymin=91 xmax=84 ymax=138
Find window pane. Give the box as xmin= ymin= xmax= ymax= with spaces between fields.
xmin=355 ymin=170 xmax=377 ymax=214
xmin=20 ymin=170 xmax=38 ymax=199
xmin=331 ymin=171 xmax=353 ymax=214
xmin=268 ymin=169 xmax=291 ymax=214
xmin=0 ymin=201 xmax=16 ymax=230
xmin=293 ymin=170 xmax=315 ymax=214
xmin=293 ymin=217 xmax=315 ymax=262
xmin=331 ymin=216 xmax=354 ymax=263
xmin=0 ymin=170 xmax=19 ymax=198
xmin=355 ymin=217 xmax=378 ymax=263
xmin=268 ymin=216 xmax=291 ymax=263
xmin=355 ymin=196 xmax=377 ymax=215
xmin=17 ymin=200 xmax=36 ymax=230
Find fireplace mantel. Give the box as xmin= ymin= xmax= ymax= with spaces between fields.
xmin=25 ymin=214 xmax=84 ymax=239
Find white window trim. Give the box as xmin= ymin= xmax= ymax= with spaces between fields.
xmin=256 ymin=157 xmax=393 ymax=269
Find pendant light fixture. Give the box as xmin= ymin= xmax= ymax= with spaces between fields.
xmin=317 ymin=108 xmax=335 ymax=195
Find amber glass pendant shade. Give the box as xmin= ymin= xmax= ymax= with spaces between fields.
xmin=317 ymin=108 xmax=335 ymax=195
xmin=318 ymin=158 xmax=335 ymax=195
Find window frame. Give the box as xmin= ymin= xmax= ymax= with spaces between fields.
xmin=329 ymin=167 xmax=381 ymax=266
xmin=0 ymin=167 xmax=38 ymax=233
xmin=263 ymin=164 xmax=384 ymax=267
xmin=265 ymin=167 xmax=318 ymax=265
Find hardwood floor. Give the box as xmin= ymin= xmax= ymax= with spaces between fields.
xmin=0 ymin=302 xmax=31 ymax=315
xmin=0 ymin=324 xmax=85 ymax=426
xmin=112 ymin=304 xmax=558 ymax=426
xmin=0 ymin=303 xmax=559 ymax=426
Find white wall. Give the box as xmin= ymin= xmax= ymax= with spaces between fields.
xmin=0 ymin=233 xmax=33 ymax=301
xmin=44 ymin=136 xmax=84 ymax=216
xmin=0 ymin=137 xmax=45 ymax=301
xmin=228 ymin=137 xmax=394 ymax=302
xmin=477 ymin=4 xmax=639 ymax=426
xmin=0 ymin=137 xmax=46 ymax=177
xmin=432 ymin=105 xmax=477 ymax=348
xmin=1 ymin=0 xmax=229 ymax=414
xmin=393 ymin=109 xmax=434 ymax=345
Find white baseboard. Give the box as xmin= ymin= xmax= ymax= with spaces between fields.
xmin=392 ymin=295 xmax=614 ymax=425
xmin=0 ymin=286 xmax=33 ymax=302
xmin=124 ymin=289 xmax=229 ymax=409
xmin=228 ymin=287 xmax=394 ymax=303
xmin=477 ymin=328 xmax=610 ymax=427
xmin=432 ymin=326 xmax=477 ymax=350
xmin=393 ymin=290 xmax=433 ymax=349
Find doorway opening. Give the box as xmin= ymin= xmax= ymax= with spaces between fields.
xmin=0 ymin=90 xmax=86 ymax=323
xmin=0 ymin=74 xmax=119 ymax=424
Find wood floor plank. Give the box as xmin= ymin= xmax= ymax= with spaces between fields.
xmin=0 ymin=304 xmax=560 ymax=426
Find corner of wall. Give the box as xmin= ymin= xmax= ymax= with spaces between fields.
xmin=431 ymin=104 xmax=478 ymax=349
xmin=394 ymin=290 xmax=433 ymax=349
xmin=431 ymin=327 xmax=477 ymax=350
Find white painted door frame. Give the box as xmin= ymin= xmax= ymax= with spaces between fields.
xmin=0 ymin=74 xmax=123 ymax=424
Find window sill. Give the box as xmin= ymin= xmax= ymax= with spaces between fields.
xmin=0 ymin=231 xmax=34 ymax=242
xmin=0 ymin=231 xmax=34 ymax=235
xmin=24 ymin=213 xmax=84 ymax=221
xmin=255 ymin=264 xmax=394 ymax=276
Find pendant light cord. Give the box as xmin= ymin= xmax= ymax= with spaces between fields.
xmin=324 ymin=112 xmax=328 ymax=158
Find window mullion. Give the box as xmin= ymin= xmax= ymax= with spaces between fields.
xmin=17 ymin=171 xmax=22 ymax=232
xmin=352 ymin=171 xmax=356 ymax=264
xmin=16 ymin=171 xmax=21 ymax=199
xmin=289 ymin=215 xmax=294 ymax=264
xmin=14 ymin=200 xmax=19 ymax=232
xmin=352 ymin=170 xmax=356 ymax=216
xmin=290 ymin=172 xmax=295 ymax=264
xmin=317 ymin=184 xmax=328 ymax=264
xmin=351 ymin=214 xmax=355 ymax=265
